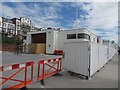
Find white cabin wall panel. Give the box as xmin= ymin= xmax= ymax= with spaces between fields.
xmin=106 ymin=46 xmax=110 ymax=62
xmin=76 ymin=42 xmax=89 ymax=76
xmin=98 ymin=45 xmax=104 ymax=69
xmin=108 ymin=46 xmax=111 ymax=60
xmin=46 ymin=30 xmax=55 ymax=54
xmin=54 ymin=31 xmax=59 ymax=50
xmin=63 ymin=42 xmax=76 ymax=72
xmin=90 ymin=42 xmax=99 ymax=76
xmin=64 ymin=41 xmax=89 ymax=76
xmin=53 ymin=31 xmax=58 ymax=50
xmin=104 ymin=46 xmax=108 ymax=64
xmin=98 ymin=45 xmax=107 ymax=69
xmin=57 ymin=31 xmax=66 ymax=50
xmin=71 ymin=42 xmax=77 ymax=72
xmin=110 ymin=48 xmax=117 ymax=58
xmin=109 ymin=47 xmax=113 ymax=60
xmin=113 ymin=48 xmax=117 ymax=56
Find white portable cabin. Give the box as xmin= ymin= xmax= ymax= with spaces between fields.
xmin=25 ymin=28 xmax=59 ymax=54
xmin=63 ymin=29 xmax=117 ymax=79
xmin=57 ymin=28 xmax=98 ymax=50
xmin=25 ymin=28 xmax=97 ymax=54
xmin=63 ymin=41 xmax=109 ymax=78
xmin=25 ymin=27 xmax=117 ymax=56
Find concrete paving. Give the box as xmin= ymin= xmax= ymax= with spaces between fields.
xmin=1 ymin=52 xmax=118 ymax=88
xmin=2 ymin=52 xmax=62 ymax=65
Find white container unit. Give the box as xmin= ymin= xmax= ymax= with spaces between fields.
xmin=25 ymin=28 xmax=98 ymax=54
xmin=57 ymin=28 xmax=98 ymax=50
xmin=25 ymin=29 xmax=58 ymax=54
xmin=63 ymin=41 xmax=108 ymax=79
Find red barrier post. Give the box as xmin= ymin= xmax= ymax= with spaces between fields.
xmin=37 ymin=58 xmax=62 ymax=85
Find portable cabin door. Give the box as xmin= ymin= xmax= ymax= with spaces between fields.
xmin=46 ymin=30 xmax=56 ymax=54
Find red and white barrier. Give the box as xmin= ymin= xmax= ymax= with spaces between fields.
xmin=0 ymin=57 xmax=63 ymax=88
xmin=0 ymin=61 xmax=34 ymax=90
xmin=37 ymin=58 xmax=62 ymax=85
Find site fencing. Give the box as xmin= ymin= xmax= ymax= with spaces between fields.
xmin=37 ymin=58 xmax=62 ymax=85
xmin=0 ymin=61 xmax=34 ymax=90
xmin=0 ymin=57 xmax=63 ymax=89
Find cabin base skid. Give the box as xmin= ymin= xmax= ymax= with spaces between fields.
xmin=68 ymin=71 xmax=91 ymax=80
xmin=52 ymin=72 xmax=63 ymax=76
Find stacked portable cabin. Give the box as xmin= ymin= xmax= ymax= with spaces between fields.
xmin=63 ymin=28 xmax=118 ymax=79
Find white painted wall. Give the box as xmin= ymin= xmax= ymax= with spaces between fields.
xmin=46 ymin=30 xmax=58 ymax=54
xmin=64 ymin=41 xmax=90 ymax=76
xmin=90 ymin=42 xmax=99 ymax=76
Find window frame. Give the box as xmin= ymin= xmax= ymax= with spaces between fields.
xmin=77 ymin=33 xmax=90 ymax=40
xmin=67 ymin=34 xmax=76 ymax=39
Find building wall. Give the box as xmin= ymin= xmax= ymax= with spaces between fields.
xmin=7 ymin=23 xmax=15 ymax=37
xmin=20 ymin=17 xmax=31 ymax=26
xmin=15 ymin=19 xmax=21 ymax=35
xmin=0 ymin=17 xmax=2 ymax=31
xmin=1 ymin=16 xmax=36 ymax=41
xmin=0 ymin=44 xmax=17 ymax=52
xmin=2 ymin=22 xmax=7 ymax=32
xmin=30 ymin=23 xmax=35 ymax=32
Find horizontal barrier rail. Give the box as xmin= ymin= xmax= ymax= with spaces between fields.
xmin=37 ymin=58 xmax=62 ymax=85
xmin=0 ymin=61 xmax=34 ymax=90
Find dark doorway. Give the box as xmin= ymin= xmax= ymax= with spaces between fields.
xmin=31 ymin=33 xmax=46 ymax=43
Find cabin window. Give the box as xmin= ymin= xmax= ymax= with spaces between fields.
xmin=77 ymin=33 xmax=90 ymax=40
xmin=67 ymin=34 xmax=76 ymax=39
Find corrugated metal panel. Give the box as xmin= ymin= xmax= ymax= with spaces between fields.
xmin=63 ymin=41 xmax=117 ymax=78
xmin=108 ymin=46 xmax=117 ymax=60
xmin=63 ymin=42 xmax=77 ymax=72
xmin=76 ymin=42 xmax=89 ymax=76
xmin=63 ymin=41 xmax=89 ymax=76
xmin=98 ymin=44 xmax=107 ymax=69
xmin=90 ymin=43 xmax=99 ymax=76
